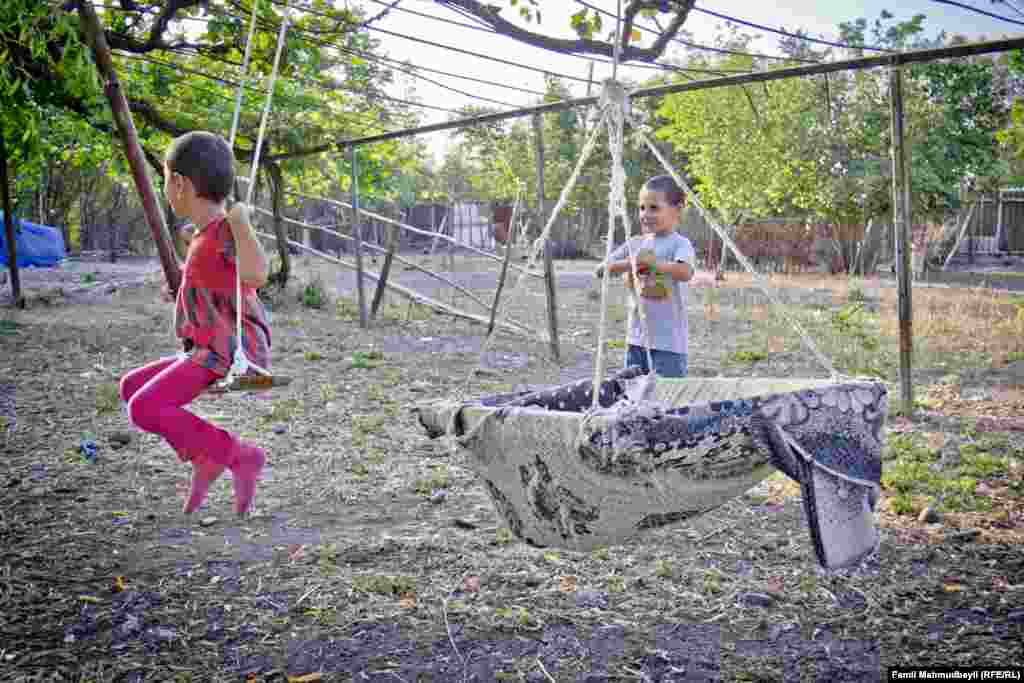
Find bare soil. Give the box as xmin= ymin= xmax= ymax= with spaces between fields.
xmin=0 ymin=254 xmax=1022 ymax=682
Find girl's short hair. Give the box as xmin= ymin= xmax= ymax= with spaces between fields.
xmin=165 ymin=131 xmax=235 ymax=202
xmin=643 ymin=175 xmax=685 ymax=208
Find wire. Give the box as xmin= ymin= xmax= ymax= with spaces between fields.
xmin=114 ymin=51 xmax=411 ymax=137
xmin=573 ymin=0 xmax=820 ymax=63
xmin=109 ymin=18 xmax=467 ymax=118
xmin=692 ymin=5 xmax=892 ymax=53
xmin=364 ymin=0 xmax=752 ymax=75
xmin=218 ymin=0 xmax=543 ymax=104
xmin=926 ymin=0 xmax=1024 ymax=27
xmin=266 ymin=23 xmax=524 ymax=108
xmin=251 ymin=0 xmax=747 ymax=84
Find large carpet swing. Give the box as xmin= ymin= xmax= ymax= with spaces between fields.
xmin=417 ymin=81 xmax=889 ymax=570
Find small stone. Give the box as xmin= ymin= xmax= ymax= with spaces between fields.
xmin=429 ymin=489 xmax=448 ymax=504
xmin=1007 ymin=610 xmax=1024 ymax=623
xmin=524 ymin=575 xmax=545 ymax=587
xmin=738 ymin=592 xmax=776 ymax=609
xmin=918 ymin=506 xmax=942 ymax=524
xmin=949 ymin=529 xmax=981 ymax=544
xmin=108 ymin=431 xmax=133 ymax=446
xmin=769 ymin=622 xmax=799 ymax=641
xmin=272 ymin=424 xmax=288 ymax=435
xmin=200 ymin=516 xmax=218 ymax=527
xmin=118 ymin=614 xmax=141 ymax=638
xmin=575 ymin=590 xmax=609 ymax=610
xmin=150 ymin=626 xmax=177 ymax=641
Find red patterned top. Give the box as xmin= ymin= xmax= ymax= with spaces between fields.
xmin=174 ymin=216 xmax=271 ymax=377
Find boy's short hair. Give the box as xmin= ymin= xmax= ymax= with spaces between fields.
xmin=643 ymin=175 xmax=685 ymax=208
xmin=165 ymin=131 xmax=235 ymax=202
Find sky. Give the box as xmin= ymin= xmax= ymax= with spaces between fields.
xmin=349 ymin=0 xmax=1024 ymax=158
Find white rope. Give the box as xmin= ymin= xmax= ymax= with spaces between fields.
xmin=591 ymin=80 xmax=659 ymax=409
xmin=612 ymin=0 xmax=623 ymax=81
xmin=224 ymin=4 xmax=290 ymax=385
xmin=433 ymin=103 xmax=611 ymax=455
xmin=629 ymin=116 xmax=843 ymax=381
xmin=227 ymin=0 xmax=261 ymax=150
xmin=455 ymin=103 xmax=609 ymax=394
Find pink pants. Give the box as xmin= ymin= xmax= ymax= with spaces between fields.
xmin=120 ymin=357 xmax=238 ymax=467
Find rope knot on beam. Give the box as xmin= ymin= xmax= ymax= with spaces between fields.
xmin=599 ymin=79 xmax=631 ymax=120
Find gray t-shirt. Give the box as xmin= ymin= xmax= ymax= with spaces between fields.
xmin=610 ymin=231 xmax=696 ymax=355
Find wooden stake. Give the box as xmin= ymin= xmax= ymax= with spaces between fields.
xmin=534 ymin=113 xmax=560 ymax=362
xmin=890 ymin=67 xmax=914 ymax=418
xmin=447 ymin=204 xmax=456 ymax=306
xmin=488 ymin=200 xmax=519 ymax=335
xmin=78 ymin=1 xmax=180 ymax=295
xmin=350 ymin=146 xmax=367 ymax=327
xmin=942 ymin=201 xmax=976 ymax=270
xmin=370 ymin=219 xmax=395 ymax=318
xmin=995 ymin=190 xmax=1005 ymax=253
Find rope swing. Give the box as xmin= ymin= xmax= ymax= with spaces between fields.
xmin=206 ymin=0 xmax=294 ymax=395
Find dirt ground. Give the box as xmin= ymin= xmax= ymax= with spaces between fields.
xmin=0 ymin=253 xmax=1022 ymax=682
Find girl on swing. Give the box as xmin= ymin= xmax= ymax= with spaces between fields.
xmin=119 ymin=131 xmax=269 ymax=517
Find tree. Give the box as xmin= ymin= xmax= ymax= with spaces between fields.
xmin=438 ymin=0 xmax=695 ymax=63
xmin=654 ymin=13 xmax=1009 ymax=274
xmin=0 ymin=0 xmax=102 ymax=211
xmin=1 ymin=0 xmax=436 ymax=286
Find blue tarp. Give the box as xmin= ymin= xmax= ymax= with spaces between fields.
xmin=0 ymin=212 xmax=66 ymax=267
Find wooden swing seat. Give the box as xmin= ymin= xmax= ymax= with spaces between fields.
xmin=205 ymin=373 xmax=293 ymax=395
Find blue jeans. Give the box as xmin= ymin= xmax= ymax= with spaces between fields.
xmin=625 ymin=345 xmax=688 ymax=378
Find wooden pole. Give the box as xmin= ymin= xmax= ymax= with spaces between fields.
xmin=370 ymin=219 xmax=395 ymax=318
xmin=890 ymin=68 xmax=914 ymax=418
xmin=995 ymin=190 xmax=1005 ymax=253
xmin=942 ymin=201 xmax=977 ymax=270
xmin=488 ymin=200 xmax=519 ymax=335
xmin=77 ymin=1 xmax=180 ymax=294
xmin=0 ymin=129 xmax=24 ymax=308
xmin=534 ymin=113 xmax=560 ymax=362
xmin=342 ymin=37 xmax=1024 ymax=148
xmin=350 ymin=145 xmax=368 ymax=327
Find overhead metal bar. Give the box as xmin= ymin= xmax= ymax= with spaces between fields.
xmin=338 ymin=36 xmax=1024 ymax=147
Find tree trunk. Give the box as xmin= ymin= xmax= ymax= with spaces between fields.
xmin=0 ymin=128 xmax=24 ymax=307
xmin=78 ymin=0 xmax=180 ymax=293
xmin=267 ymin=162 xmax=290 ymax=287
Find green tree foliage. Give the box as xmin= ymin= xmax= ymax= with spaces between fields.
xmin=0 ymin=0 xmax=434 ymax=262
xmin=653 ymin=12 xmax=1008 ymax=272
xmin=0 ymin=1 xmax=102 ymax=205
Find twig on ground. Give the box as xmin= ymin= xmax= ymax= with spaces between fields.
xmin=441 ymin=597 xmax=465 ymax=669
xmin=698 ymin=522 xmax=738 ymax=543
xmin=295 ymin=583 xmax=321 ymax=607
xmin=536 ymin=658 xmax=556 ymax=682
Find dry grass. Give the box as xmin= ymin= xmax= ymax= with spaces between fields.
xmin=0 ymin=257 xmax=1022 ymax=681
